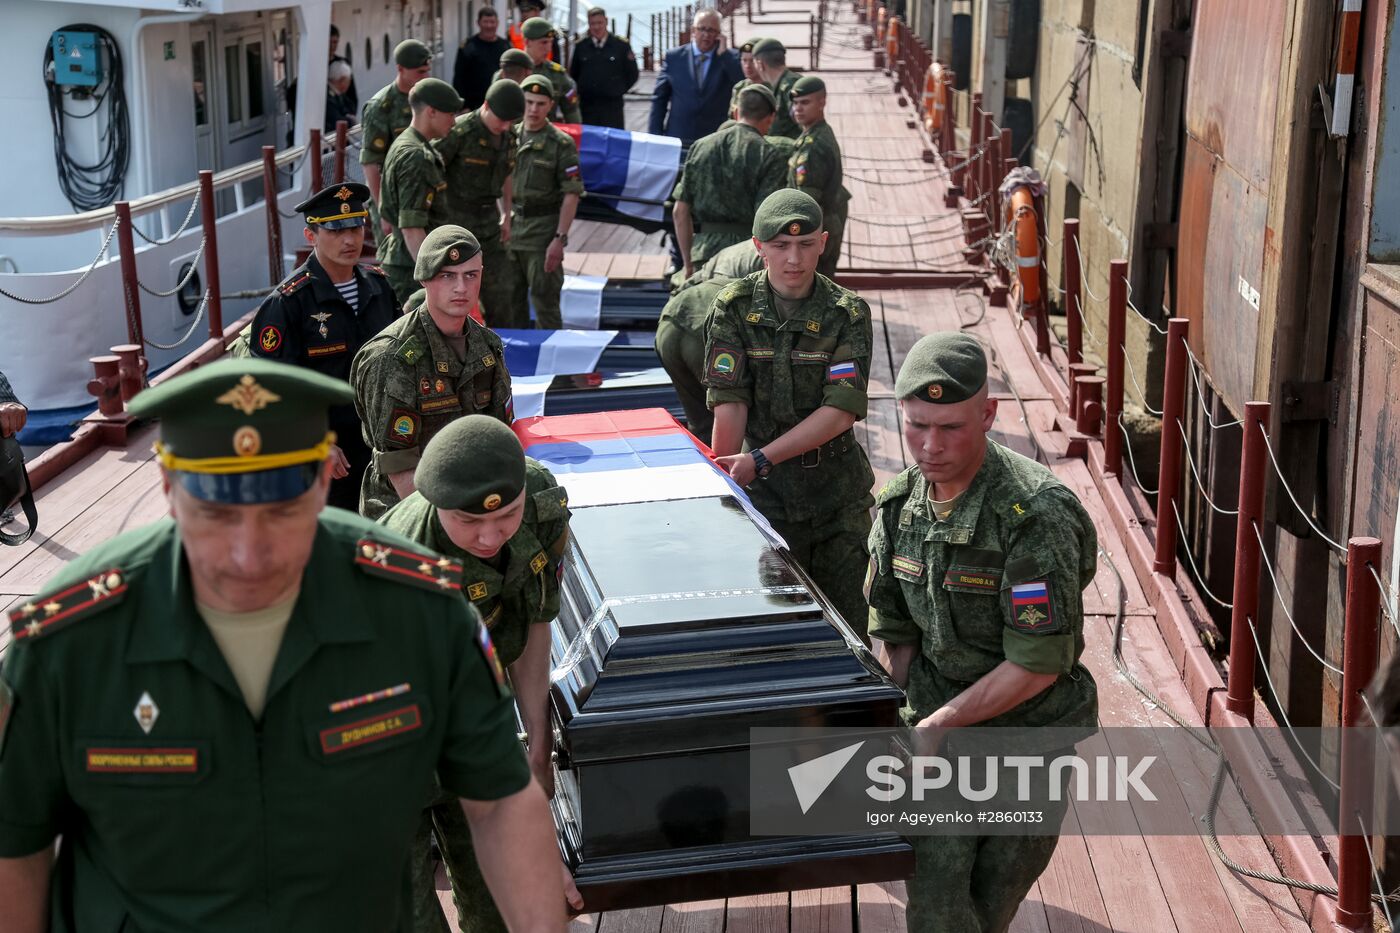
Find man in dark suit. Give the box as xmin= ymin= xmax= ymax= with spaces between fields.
xmin=647 ymin=9 xmax=743 ymax=145
xmin=569 ymin=6 xmax=639 ymax=128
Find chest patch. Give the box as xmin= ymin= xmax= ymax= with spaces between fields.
xmin=319 ymin=704 xmax=423 ymax=754
xmin=943 ymin=567 xmax=1001 ymax=592
xmin=86 ymin=746 xmax=199 ymax=774
xmin=307 ymin=342 xmax=348 ymax=358
xmin=892 ymin=554 xmax=925 ymax=579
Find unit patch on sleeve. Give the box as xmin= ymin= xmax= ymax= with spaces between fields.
xmin=827 ymin=361 xmax=859 ymax=385
xmin=706 ymin=345 xmax=744 ymax=386
xmin=1009 ymin=581 xmax=1058 ymax=632
xmin=387 ymin=408 xmax=420 ymax=448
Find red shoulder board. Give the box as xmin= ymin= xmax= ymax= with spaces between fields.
xmin=366 ymin=264 xmax=388 ymax=277
xmin=279 ymin=272 xmax=313 ymax=296
xmin=9 ymin=569 xmax=128 ymax=642
xmin=355 ymin=539 xmax=462 ymax=593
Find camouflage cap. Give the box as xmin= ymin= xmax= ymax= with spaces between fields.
xmin=895 ymin=332 xmax=988 ymax=404
xmin=415 ymin=415 xmax=526 ymax=514
xmin=129 ymin=358 xmax=352 ymax=504
xmin=519 ymin=74 xmax=553 ymax=98
xmin=790 ymin=75 xmax=826 ymax=97
xmin=409 ymin=77 xmax=463 ymax=113
xmin=751 ymin=37 xmax=786 ymax=55
xmin=394 ymin=39 xmax=433 ymax=68
xmin=521 ymin=16 xmax=556 ymax=40
xmin=414 ymin=225 xmax=483 ymax=281
xmin=753 ymin=188 xmax=823 ymax=240
xmin=485 ymin=78 xmax=527 ymax=119
xmin=500 ymin=47 xmax=534 ymax=70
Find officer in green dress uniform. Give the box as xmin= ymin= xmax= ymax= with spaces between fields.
xmin=378 ymin=78 xmax=465 ymax=304
xmin=361 ymin=40 xmax=437 ymax=238
xmin=506 ymin=75 xmax=584 ymax=329
xmin=382 ymin=416 xmax=583 ymax=932
xmin=0 ymin=359 xmax=567 ymax=933
xmin=352 ymin=226 xmax=514 ymax=521
xmin=672 ymin=84 xmax=788 ymax=277
xmin=751 ymin=37 xmax=801 ymax=139
xmin=520 ymin=18 xmax=582 ymax=122
xmin=703 ymin=189 xmax=875 ymax=640
xmin=787 ymin=76 xmax=850 ymax=277
xmin=436 ymin=79 xmax=527 ymax=328
xmin=864 ymin=333 xmax=1099 ymax=933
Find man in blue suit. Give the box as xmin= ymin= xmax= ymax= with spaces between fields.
xmin=648 ymin=9 xmax=744 ymax=146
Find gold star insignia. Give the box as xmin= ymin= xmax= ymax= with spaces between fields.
xmin=216 ymin=375 xmax=282 ymax=416
xmin=436 ymin=557 xmax=454 ymax=569
xmin=418 ymin=562 xmax=434 ymax=575
xmin=18 ymin=602 xmax=36 ymax=617
xmin=43 ymin=602 xmax=61 ymax=616
xmin=25 ymin=620 xmax=42 ymax=637
xmin=436 ymin=576 xmax=453 ymax=588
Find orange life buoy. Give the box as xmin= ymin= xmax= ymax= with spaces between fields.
xmin=886 ymin=16 xmax=900 ymax=67
xmin=875 ymin=6 xmax=887 ymax=45
xmin=922 ymin=62 xmax=944 ymax=133
xmin=1006 ymin=186 xmax=1041 ymax=305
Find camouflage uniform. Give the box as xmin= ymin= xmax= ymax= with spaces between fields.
xmin=790 ymin=119 xmax=849 ymax=277
xmin=436 ymin=112 xmax=519 ymax=326
xmin=767 ymin=69 xmax=802 ymax=139
xmin=359 ymin=82 xmax=415 ymax=232
xmin=507 ymin=124 xmax=584 ymax=329
xmin=531 ymin=59 xmax=582 ymax=123
xmin=377 ymin=127 xmax=452 ymax=304
xmin=728 ymin=77 xmax=754 ymax=119
xmin=380 ymin=462 xmax=570 ymax=933
xmin=350 ymin=307 xmax=513 ymax=520
xmin=702 ymin=270 xmax=875 ymax=636
xmin=865 ymin=441 xmax=1099 ymax=933
xmin=673 ymin=124 xmax=787 ymax=269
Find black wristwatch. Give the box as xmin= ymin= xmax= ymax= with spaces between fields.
xmin=750 ymin=448 xmax=773 ymax=478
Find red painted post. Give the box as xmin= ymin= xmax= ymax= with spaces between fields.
xmin=997 ymin=127 xmax=1012 ymax=220
xmin=1336 ymin=536 xmax=1382 ymax=929
xmin=1224 ymin=401 xmax=1271 ymax=721
xmin=979 ymin=113 xmax=994 ymax=225
xmin=86 ymin=356 xmax=123 ymax=416
xmin=1152 ymin=318 xmax=1191 ymax=576
xmin=1075 ymin=376 xmax=1104 ymax=436
xmin=1065 ymin=219 xmax=1083 ymax=367
xmin=261 ymin=146 xmax=285 ymax=286
xmin=113 ymin=202 xmax=145 ymax=349
xmin=967 ymin=95 xmax=982 ymax=202
xmin=309 ymin=128 xmax=324 ymax=193
xmin=334 ymin=120 xmax=349 ymax=184
xmin=198 ymin=171 xmax=223 ymax=340
xmin=1104 ymin=259 xmax=1127 ymax=475
xmin=941 ymin=72 xmax=956 ymax=154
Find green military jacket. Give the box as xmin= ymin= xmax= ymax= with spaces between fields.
xmin=727 ymin=77 xmax=754 ymax=118
xmin=379 ymin=461 xmax=570 ymax=667
xmin=672 ymin=124 xmax=788 ymax=268
xmin=0 ymin=511 xmax=527 ymax=932
xmin=532 ymin=59 xmax=582 ymax=123
xmin=359 ymin=82 xmax=414 ymax=166
xmin=790 ymin=119 xmax=849 ymax=221
xmin=377 ymin=127 xmax=451 ymax=271
xmin=702 ymin=270 xmax=875 ymax=521
xmin=865 ymin=442 xmax=1099 ymax=731
xmin=509 ymin=123 xmax=584 ymax=250
xmin=351 ymin=306 xmax=514 ymax=520
xmin=670 ymin=239 xmax=764 ymax=294
xmin=767 ymin=69 xmax=802 ymax=139
xmin=436 ymin=110 xmax=517 ymax=229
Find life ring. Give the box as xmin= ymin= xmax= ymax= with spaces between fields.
xmin=886 ymin=15 xmax=901 ymax=70
xmin=874 ymin=7 xmax=887 ymax=48
xmin=1006 ymin=186 xmax=1041 ymax=305
xmin=922 ymin=62 xmax=945 ymax=134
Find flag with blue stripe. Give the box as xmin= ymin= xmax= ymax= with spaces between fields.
xmin=557 ymin=124 xmax=681 ymax=222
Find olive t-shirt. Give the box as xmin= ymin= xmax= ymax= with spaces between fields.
xmin=199 ymin=594 xmax=297 ymax=719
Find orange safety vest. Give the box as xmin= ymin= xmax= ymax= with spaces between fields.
xmin=508 ymin=23 xmax=555 ymax=60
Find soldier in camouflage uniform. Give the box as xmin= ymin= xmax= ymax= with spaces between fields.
xmin=788 ymin=76 xmax=849 ymax=277
xmin=703 ymin=190 xmax=874 ymax=638
xmin=865 ymin=333 xmax=1099 ymax=933
xmin=381 ymin=416 xmax=580 ymax=933
xmin=506 ymin=75 xmax=584 ymax=329
xmin=672 ymin=84 xmax=787 ymax=277
xmin=352 ymin=226 xmax=514 ymax=521
xmin=727 ymin=38 xmax=763 ymax=120
xmin=751 ymin=38 xmax=801 ymax=139
xmin=494 ymin=46 xmax=534 ymax=85
xmin=360 ymin=40 xmax=436 ymax=238
xmin=436 ymin=79 xmax=527 ymax=327
xmin=377 ymin=79 xmax=464 ymax=303
xmin=520 ymin=18 xmax=582 ymax=123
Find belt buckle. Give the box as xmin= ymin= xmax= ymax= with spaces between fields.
xmin=800 ymin=447 xmax=821 ymax=468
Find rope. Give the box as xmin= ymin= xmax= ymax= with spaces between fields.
xmin=137 ymin=237 xmax=205 ymax=297
xmin=1253 ymin=521 xmax=1344 ymax=675
xmin=1176 ymin=420 xmax=1238 ymax=516
xmin=1069 ymin=292 xmax=1099 ymax=347
xmin=1366 ymin=563 xmax=1400 ymax=643
xmin=142 ymin=289 xmax=209 ymax=350
xmin=1170 ymin=500 xmax=1234 ymax=608
xmin=1117 ymin=414 xmax=1159 ymax=494
xmin=1183 ymin=344 xmax=1244 ymax=430
xmin=1241 ymin=610 xmax=1340 ymax=791
xmin=1126 ymin=296 xmax=1169 ymax=336
xmin=0 ymin=220 xmax=119 ymax=305
xmin=130 ymin=191 xmax=201 ymax=246
xmin=1073 ymin=235 xmax=1109 ymax=303
xmin=1122 ymin=344 xmax=1162 ymax=415
xmin=1258 ymin=424 xmax=1348 ymax=555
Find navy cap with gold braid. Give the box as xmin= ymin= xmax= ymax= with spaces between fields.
xmin=295 ymin=183 xmax=371 ymax=230
xmin=128 ymin=359 xmax=354 ymax=504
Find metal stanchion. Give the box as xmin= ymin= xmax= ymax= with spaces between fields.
xmin=198 ymin=170 xmax=223 ymax=339
xmin=1152 ymin=318 xmax=1191 ymax=576
xmin=1335 ymin=536 xmax=1381 ymax=928
xmin=1224 ymin=402 xmax=1271 ymax=721
xmin=261 ymin=146 xmax=285 ymax=287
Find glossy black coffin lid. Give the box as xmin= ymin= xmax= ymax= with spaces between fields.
xmin=551 ymin=496 xmax=903 ymax=763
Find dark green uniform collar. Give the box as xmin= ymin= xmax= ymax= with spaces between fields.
xmin=902 ymin=442 xmax=1005 ymax=545
xmin=750 ymin=271 xmax=835 ymax=333
xmin=412 ymin=305 xmax=492 ymax=379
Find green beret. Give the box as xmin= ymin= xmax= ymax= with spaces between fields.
xmin=416 ymin=415 xmax=526 ymax=514
xmin=129 ymin=358 xmax=352 ymax=504
xmin=519 ymin=75 xmax=553 ymax=97
xmin=739 ymin=83 xmax=777 ymax=109
xmin=895 ymin=333 xmax=988 ymax=404
xmin=521 ymin=16 xmax=555 ymax=40
xmin=752 ymin=188 xmax=823 ymax=240
xmin=409 ymin=77 xmax=463 ymax=113
xmin=414 ymin=225 xmax=482 ymax=281
xmin=791 ymin=75 xmax=826 ymax=97
xmin=394 ymin=39 xmax=433 ymax=68
xmin=499 ymin=48 xmax=534 ymax=70
xmin=752 ymin=37 xmax=786 ymax=55
xmin=484 ymin=78 xmax=527 ymax=120
xmin=518 ymin=0 xmax=546 ymax=10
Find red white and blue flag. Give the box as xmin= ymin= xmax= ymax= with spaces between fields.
xmin=1009 ymin=581 xmax=1053 ymax=630
xmin=556 ymin=124 xmax=681 ymax=223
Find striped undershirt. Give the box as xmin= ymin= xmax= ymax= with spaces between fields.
xmin=334 ymin=277 xmax=359 ymax=311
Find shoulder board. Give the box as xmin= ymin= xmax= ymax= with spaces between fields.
xmin=836 ymin=290 xmax=867 ymax=321
xmin=548 ymin=61 xmax=564 ymax=72
xmin=365 ymin=263 xmax=388 ymax=278
xmin=8 ymin=568 xmax=129 ymax=643
xmin=717 ymin=277 xmax=756 ymax=306
xmin=396 ymin=332 xmax=428 ymax=365
xmin=279 ymin=271 xmax=313 ymax=296
xmin=354 ymin=538 xmax=463 ymax=593
xmin=530 ymin=484 xmax=569 ymax=522
xmin=874 ymin=469 xmax=914 ymax=507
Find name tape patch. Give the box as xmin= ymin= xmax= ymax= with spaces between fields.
xmin=86 ymin=747 xmax=199 ymax=773
xmin=320 ymin=704 xmax=423 ymax=754
xmin=892 ymin=554 xmax=925 ymax=578
xmin=943 ymin=567 xmax=1001 ymax=592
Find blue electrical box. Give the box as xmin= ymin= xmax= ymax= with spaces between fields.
xmin=51 ymin=31 xmax=102 ymax=87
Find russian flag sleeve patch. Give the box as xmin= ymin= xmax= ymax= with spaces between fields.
xmin=1009 ymin=580 xmax=1058 ymax=632
xmin=827 ymin=360 xmax=859 ymax=385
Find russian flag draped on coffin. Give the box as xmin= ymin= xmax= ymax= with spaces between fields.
xmin=556 ymin=125 xmax=681 ymax=227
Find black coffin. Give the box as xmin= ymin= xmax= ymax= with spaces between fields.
xmin=549 ymin=495 xmax=913 ymax=911
xmin=541 ymin=369 xmax=683 ymax=420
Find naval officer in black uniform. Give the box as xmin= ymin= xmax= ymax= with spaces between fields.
xmin=249 ymin=183 xmax=399 ymax=512
xmin=567 ymin=7 xmax=639 ymax=129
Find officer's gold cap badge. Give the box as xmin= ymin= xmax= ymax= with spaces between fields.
xmin=216 ymin=374 xmax=282 ymax=415
xmin=928 ymin=384 xmax=943 ymax=400
xmin=334 ymin=186 xmax=353 ymax=200
xmin=483 ymin=493 xmax=503 ymax=511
